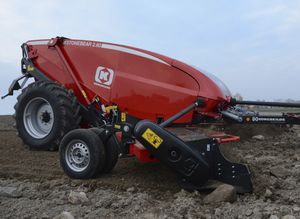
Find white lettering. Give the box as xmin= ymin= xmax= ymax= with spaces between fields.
xmin=63 ymin=40 xmax=102 ymax=48
xmin=99 ymin=71 xmax=109 ymax=81
xmin=252 ymin=117 xmax=285 ymax=122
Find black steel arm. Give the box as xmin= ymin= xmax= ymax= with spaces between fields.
xmin=232 ymin=98 xmax=300 ymax=108
xmin=159 ymin=98 xmax=205 ymax=128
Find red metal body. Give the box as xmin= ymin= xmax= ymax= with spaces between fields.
xmin=26 ymin=38 xmax=232 ymax=124
xmin=25 ymin=38 xmax=238 ymax=163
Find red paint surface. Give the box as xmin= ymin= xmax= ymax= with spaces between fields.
xmin=27 ymin=38 xmax=232 ymax=123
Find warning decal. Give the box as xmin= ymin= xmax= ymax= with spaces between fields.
xmin=142 ymin=128 xmax=163 ymax=149
xmin=121 ymin=112 xmax=126 ymax=122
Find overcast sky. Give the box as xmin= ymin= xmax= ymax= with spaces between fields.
xmin=1 ymin=0 xmax=300 ymax=114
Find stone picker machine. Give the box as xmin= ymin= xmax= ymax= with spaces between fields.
xmin=3 ymin=37 xmax=300 ymax=193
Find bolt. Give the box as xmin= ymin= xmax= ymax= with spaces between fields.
xmin=171 ymin=151 xmax=177 ymax=157
xmin=123 ymin=125 xmax=130 ymax=132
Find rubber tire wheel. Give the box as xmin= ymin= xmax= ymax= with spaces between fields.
xmin=59 ymin=129 xmax=106 ymax=179
xmin=14 ymin=81 xmax=81 ymax=151
xmin=89 ymin=128 xmax=119 ymax=174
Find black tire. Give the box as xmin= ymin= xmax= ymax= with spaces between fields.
xmin=59 ymin=129 xmax=106 ymax=179
xmin=89 ymin=128 xmax=119 ymax=173
xmin=14 ymin=81 xmax=81 ymax=150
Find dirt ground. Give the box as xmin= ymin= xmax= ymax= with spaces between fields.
xmin=0 ymin=115 xmax=299 ymax=219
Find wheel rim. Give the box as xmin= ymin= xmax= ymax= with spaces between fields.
xmin=23 ymin=97 xmax=54 ymax=139
xmin=65 ymin=140 xmax=90 ymax=172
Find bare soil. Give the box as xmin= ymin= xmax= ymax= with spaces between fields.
xmin=0 ymin=115 xmax=299 ymax=219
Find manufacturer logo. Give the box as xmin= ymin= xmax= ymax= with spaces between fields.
xmin=94 ymin=66 xmax=114 ymax=88
xmin=252 ymin=117 xmax=286 ymax=122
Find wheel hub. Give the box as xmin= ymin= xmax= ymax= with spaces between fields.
xmin=41 ymin=111 xmax=51 ymax=123
xmin=66 ymin=140 xmax=90 ymax=172
xmin=23 ymin=97 xmax=54 ymax=139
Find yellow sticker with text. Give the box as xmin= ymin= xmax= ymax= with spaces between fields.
xmin=81 ymin=90 xmax=87 ymax=98
xmin=142 ymin=128 xmax=163 ymax=148
xmin=114 ymin=124 xmax=121 ymax=129
xmin=121 ymin=112 xmax=126 ymax=122
xmin=27 ymin=65 xmax=34 ymax=71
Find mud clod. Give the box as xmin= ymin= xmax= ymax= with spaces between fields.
xmin=126 ymin=187 xmax=135 ymax=192
xmin=0 ymin=186 xmax=21 ymax=198
xmin=265 ymin=189 xmax=273 ymax=198
xmin=53 ymin=211 xmax=75 ymax=219
xmin=281 ymin=215 xmax=296 ymax=219
xmin=68 ymin=191 xmax=89 ymax=205
xmin=203 ymin=184 xmax=237 ymax=204
xmin=252 ymin=135 xmax=265 ymax=141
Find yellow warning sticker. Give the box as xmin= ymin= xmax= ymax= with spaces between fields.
xmin=142 ymin=128 xmax=163 ymax=148
xmin=105 ymin=105 xmax=118 ymax=113
xmin=121 ymin=112 xmax=126 ymax=122
xmin=81 ymin=90 xmax=87 ymax=98
xmin=114 ymin=124 xmax=121 ymax=129
xmin=27 ymin=65 xmax=34 ymax=72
